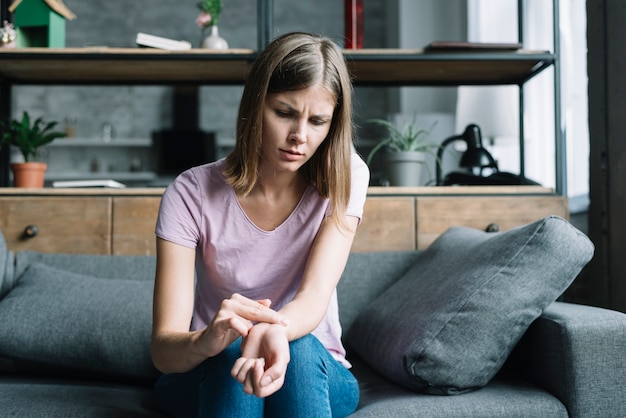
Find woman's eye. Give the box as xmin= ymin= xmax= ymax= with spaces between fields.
xmin=311 ymin=119 xmax=327 ymax=126
xmin=276 ymin=110 xmax=291 ymax=118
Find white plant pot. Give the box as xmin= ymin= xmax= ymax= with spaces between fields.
xmin=385 ymin=151 xmax=427 ymax=186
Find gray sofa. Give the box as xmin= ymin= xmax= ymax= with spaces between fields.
xmin=0 ymin=217 xmax=625 ymax=417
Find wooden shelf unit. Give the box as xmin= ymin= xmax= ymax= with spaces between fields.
xmin=0 ymin=0 xmax=563 ymax=197
xmin=0 ymin=47 xmax=554 ymax=86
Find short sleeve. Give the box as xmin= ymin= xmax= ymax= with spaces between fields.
xmin=155 ymin=169 xmax=203 ymax=249
xmin=346 ymin=153 xmax=370 ymax=222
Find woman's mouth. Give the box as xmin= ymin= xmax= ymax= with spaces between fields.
xmin=280 ymin=149 xmax=304 ymax=161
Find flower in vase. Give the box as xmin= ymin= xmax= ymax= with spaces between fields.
xmin=195 ymin=12 xmax=212 ymax=28
xmin=196 ymin=0 xmax=222 ymax=28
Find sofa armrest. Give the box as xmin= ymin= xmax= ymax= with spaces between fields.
xmin=514 ymin=301 xmax=626 ymax=418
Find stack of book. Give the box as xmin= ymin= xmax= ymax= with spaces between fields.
xmin=136 ymin=32 xmax=192 ymax=51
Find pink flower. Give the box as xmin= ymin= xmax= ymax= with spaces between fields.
xmin=195 ymin=12 xmax=213 ymax=28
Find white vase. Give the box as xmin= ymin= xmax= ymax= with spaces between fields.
xmin=202 ymin=26 xmax=229 ymax=49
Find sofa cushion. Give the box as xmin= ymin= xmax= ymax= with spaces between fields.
xmin=0 ymin=262 xmax=159 ymax=382
xmin=337 ymin=251 xmax=420 ymax=334
xmin=0 ymin=231 xmax=15 ymax=300
xmin=14 ymin=251 xmax=156 ymax=282
xmin=347 ymin=216 xmax=594 ymax=395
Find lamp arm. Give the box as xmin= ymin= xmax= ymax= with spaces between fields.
xmin=436 ymin=135 xmax=462 ymax=186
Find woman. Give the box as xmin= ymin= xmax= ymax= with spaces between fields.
xmin=152 ymin=32 xmax=370 ymax=417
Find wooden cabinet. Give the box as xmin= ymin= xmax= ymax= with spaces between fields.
xmin=0 ymin=187 xmax=568 ymax=255
xmin=0 ymin=190 xmax=162 ymax=255
xmin=415 ymin=195 xmax=569 ymax=249
xmin=0 ymin=196 xmax=111 ymax=254
xmin=353 ymin=197 xmax=415 ymax=252
xmin=111 ymin=197 xmax=161 ymax=255
xmin=352 ymin=187 xmax=568 ymax=252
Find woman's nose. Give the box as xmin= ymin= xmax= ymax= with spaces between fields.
xmin=289 ymin=120 xmax=307 ymax=144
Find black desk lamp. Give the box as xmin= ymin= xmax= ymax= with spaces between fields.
xmin=436 ymin=124 xmax=539 ymax=186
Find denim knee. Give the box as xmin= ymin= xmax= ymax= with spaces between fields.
xmin=266 ymin=334 xmax=359 ymax=418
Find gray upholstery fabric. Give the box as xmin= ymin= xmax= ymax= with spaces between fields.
xmin=0 ymin=230 xmax=623 ymax=417
xmin=347 ymin=216 xmax=595 ymax=395
xmin=0 ymin=230 xmax=15 ymax=299
xmin=14 ymin=251 xmax=156 ymax=282
xmin=516 ymin=302 xmax=626 ymax=418
xmin=0 ymin=262 xmax=159 ymax=381
xmin=337 ymin=250 xmax=419 ymax=335
xmin=348 ymin=356 xmax=568 ymax=418
xmin=0 ymin=376 xmax=164 ymax=417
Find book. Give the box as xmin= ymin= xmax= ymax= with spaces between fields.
xmin=52 ymin=179 xmax=126 ymax=189
xmin=424 ymin=41 xmax=523 ymax=52
xmin=136 ymin=32 xmax=192 ymax=51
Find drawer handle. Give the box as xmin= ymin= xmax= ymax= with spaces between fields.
xmin=485 ymin=223 xmax=499 ymax=233
xmin=23 ymin=225 xmax=39 ymax=238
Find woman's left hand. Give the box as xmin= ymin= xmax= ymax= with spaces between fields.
xmin=230 ymin=322 xmax=290 ymax=398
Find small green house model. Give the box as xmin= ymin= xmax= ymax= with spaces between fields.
xmin=8 ymin=0 xmax=76 ymax=48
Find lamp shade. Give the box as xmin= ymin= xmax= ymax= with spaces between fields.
xmin=458 ymin=124 xmax=498 ymax=169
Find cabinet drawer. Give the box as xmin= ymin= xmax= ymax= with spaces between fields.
xmin=416 ymin=195 xmax=569 ymax=249
xmin=0 ymin=197 xmax=111 ymax=254
xmin=112 ymin=197 xmax=161 ymax=255
xmin=353 ymin=197 xmax=415 ymax=252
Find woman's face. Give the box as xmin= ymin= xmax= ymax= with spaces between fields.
xmin=260 ymin=84 xmax=336 ymax=175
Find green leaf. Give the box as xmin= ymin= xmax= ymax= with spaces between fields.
xmin=0 ymin=111 xmax=65 ymax=161
xmin=367 ymin=116 xmax=440 ymax=161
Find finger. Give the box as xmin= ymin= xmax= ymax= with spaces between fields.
xmin=227 ymin=316 xmax=254 ymax=337
xmin=246 ymin=359 xmax=266 ymax=395
xmin=230 ymin=294 xmax=289 ymax=326
xmin=232 ymin=357 xmax=258 ymax=386
xmin=230 ymin=357 xmax=247 ymax=381
xmin=242 ymin=359 xmax=265 ymax=395
xmin=256 ymin=299 xmax=272 ymax=308
xmin=256 ymin=371 xmax=285 ymax=398
xmin=260 ymin=360 xmax=287 ymax=388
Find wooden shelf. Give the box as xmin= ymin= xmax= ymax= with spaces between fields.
xmin=47 ymin=138 xmax=152 ymax=147
xmin=0 ymin=48 xmax=257 ymax=85
xmin=345 ymin=49 xmax=554 ymax=86
xmin=0 ymin=47 xmax=554 ymax=86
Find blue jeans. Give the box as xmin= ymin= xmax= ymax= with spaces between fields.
xmin=154 ymin=334 xmax=359 ymax=418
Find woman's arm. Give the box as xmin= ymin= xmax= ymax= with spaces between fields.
xmin=151 ymin=238 xmax=290 ymax=374
xmin=232 ymin=215 xmax=359 ymax=397
xmin=280 ymin=215 xmax=359 ymax=340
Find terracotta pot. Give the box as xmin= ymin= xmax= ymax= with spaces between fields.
xmin=11 ymin=162 xmax=47 ymax=188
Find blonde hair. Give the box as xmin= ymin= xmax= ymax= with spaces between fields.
xmin=224 ymin=32 xmax=354 ymax=227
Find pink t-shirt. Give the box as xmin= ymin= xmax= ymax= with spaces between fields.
xmin=155 ymin=155 xmax=369 ymax=367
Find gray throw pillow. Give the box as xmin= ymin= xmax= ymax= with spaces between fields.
xmin=347 ymin=216 xmax=594 ymax=395
xmin=0 ymin=262 xmax=159 ymax=381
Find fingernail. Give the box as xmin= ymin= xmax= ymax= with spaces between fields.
xmin=261 ymin=375 xmax=272 ymax=386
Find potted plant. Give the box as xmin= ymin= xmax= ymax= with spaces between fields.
xmin=366 ymin=116 xmax=440 ymax=186
xmin=0 ymin=111 xmax=66 ymax=187
xmin=196 ymin=0 xmax=228 ymax=49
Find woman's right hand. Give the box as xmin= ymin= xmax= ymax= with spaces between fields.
xmin=199 ymin=293 xmax=290 ymax=357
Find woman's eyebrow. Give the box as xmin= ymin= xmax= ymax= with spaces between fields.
xmin=274 ymin=100 xmax=332 ymax=119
